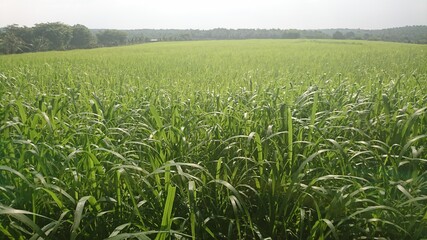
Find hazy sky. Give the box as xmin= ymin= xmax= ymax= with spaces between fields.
xmin=1 ymin=0 xmax=426 ymax=29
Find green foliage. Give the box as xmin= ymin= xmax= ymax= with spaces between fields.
xmin=333 ymin=31 xmax=345 ymax=39
xmin=33 ymin=22 xmax=73 ymax=50
xmin=0 ymin=24 xmax=33 ymax=54
xmin=69 ymin=24 xmax=97 ymax=49
xmin=0 ymin=40 xmax=426 ymax=239
xmin=124 ymin=26 xmax=427 ymax=43
xmin=0 ymin=22 xmax=95 ymax=54
xmin=96 ymin=30 xmax=128 ymax=47
xmin=345 ymin=31 xmax=356 ymax=39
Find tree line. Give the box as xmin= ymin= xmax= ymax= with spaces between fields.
xmin=0 ymin=22 xmax=128 ymax=54
xmin=327 ymin=26 xmax=427 ymax=43
xmin=1 ymin=23 xmax=426 ymax=54
xmin=126 ymin=26 xmax=427 ymax=44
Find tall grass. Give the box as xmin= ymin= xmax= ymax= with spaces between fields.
xmin=1 ymin=39 xmax=426 ymax=239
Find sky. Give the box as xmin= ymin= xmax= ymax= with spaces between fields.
xmin=1 ymin=0 xmax=426 ymax=30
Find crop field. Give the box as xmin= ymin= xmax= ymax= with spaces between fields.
xmin=0 ymin=39 xmax=427 ymax=239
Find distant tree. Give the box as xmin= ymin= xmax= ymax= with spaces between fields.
xmin=282 ymin=30 xmax=300 ymax=39
xmin=301 ymin=30 xmax=329 ymax=39
xmin=0 ymin=24 xmax=33 ymax=54
xmin=0 ymin=31 xmax=23 ymax=54
xmin=332 ymin=31 xmax=345 ymax=39
xmin=33 ymin=22 xmax=72 ymax=50
xmin=96 ymin=30 xmax=127 ymax=47
xmin=178 ymin=33 xmax=191 ymax=41
xmin=345 ymin=31 xmax=356 ymax=39
xmin=69 ymin=24 xmax=96 ymax=49
xmin=32 ymin=37 xmax=51 ymax=52
xmin=363 ymin=33 xmax=372 ymax=40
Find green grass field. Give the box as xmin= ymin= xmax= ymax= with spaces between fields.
xmin=1 ymin=39 xmax=427 ymax=239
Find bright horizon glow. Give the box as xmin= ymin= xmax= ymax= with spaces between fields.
xmin=1 ymin=0 xmax=426 ymax=30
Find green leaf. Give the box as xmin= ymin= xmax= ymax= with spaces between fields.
xmin=71 ymin=196 xmax=98 ymax=240
xmin=0 ymin=205 xmax=47 ymax=238
xmin=156 ymin=186 xmax=176 ymax=240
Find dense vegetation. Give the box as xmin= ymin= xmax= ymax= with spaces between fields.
xmin=1 ymin=23 xmax=427 ymax=54
xmin=125 ymin=26 xmax=427 ymax=43
xmin=0 ymin=40 xmax=427 ymax=239
xmin=0 ymin=23 xmax=127 ymax=54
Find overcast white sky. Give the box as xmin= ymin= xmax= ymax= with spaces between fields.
xmin=1 ymin=0 xmax=426 ymax=29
